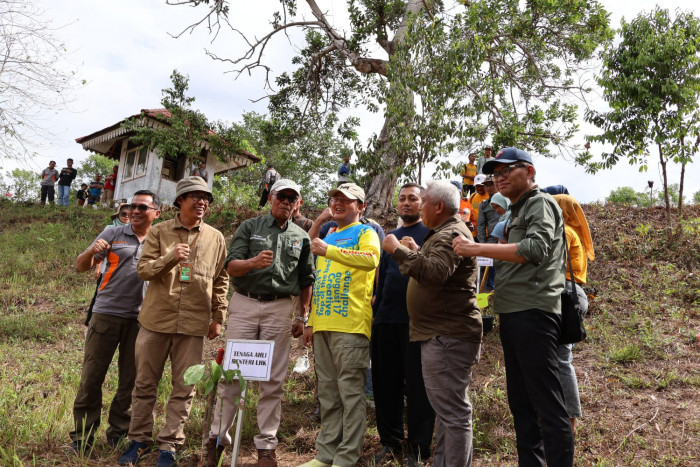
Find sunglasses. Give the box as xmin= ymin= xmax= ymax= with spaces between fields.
xmin=275 ymin=192 xmax=299 ymax=203
xmin=119 ymin=212 xmax=130 ymax=218
xmin=128 ymin=203 xmax=158 ymax=212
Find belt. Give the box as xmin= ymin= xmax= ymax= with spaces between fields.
xmin=238 ymin=290 xmax=290 ymax=302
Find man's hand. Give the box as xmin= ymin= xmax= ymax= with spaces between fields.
xmin=91 ymin=239 xmax=111 ymax=256
xmin=173 ymin=243 xmax=191 ymax=262
xmin=291 ymin=320 xmax=305 ymax=338
xmin=311 ymin=238 xmax=328 ymax=256
xmin=382 ymin=234 xmax=401 ymax=254
xmin=316 ymin=207 xmax=333 ymax=223
xmin=207 ymin=321 xmax=222 ymax=340
xmin=452 ymin=235 xmax=478 ymax=257
xmin=400 ymin=236 xmax=419 ymax=251
xmin=303 ymin=326 xmax=314 ymax=347
xmin=251 ymin=250 xmax=274 ymax=269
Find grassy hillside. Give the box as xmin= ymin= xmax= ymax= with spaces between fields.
xmin=0 ymin=199 xmax=698 ymax=466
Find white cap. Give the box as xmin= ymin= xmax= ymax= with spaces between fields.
xmin=474 ymin=174 xmax=488 ymax=186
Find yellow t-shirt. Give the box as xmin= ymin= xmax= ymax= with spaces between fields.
xmin=461 ymin=163 xmax=477 ymax=185
xmin=468 ymin=192 xmax=490 ymax=224
xmin=309 ymin=222 xmax=380 ymax=339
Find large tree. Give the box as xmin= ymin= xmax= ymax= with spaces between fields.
xmin=580 ymin=7 xmax=700 ymax=217
xmin=168 ymin=0 xmax=611 ymax=216
xmin=0 ymin=0 xmax=82 ymax=160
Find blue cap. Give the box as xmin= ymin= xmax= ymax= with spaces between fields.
xmin=482 ymin=147 xmax=533 ymax=174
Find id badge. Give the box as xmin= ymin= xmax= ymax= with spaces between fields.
xmin=179 ymin=263 xmax=192 ymax=282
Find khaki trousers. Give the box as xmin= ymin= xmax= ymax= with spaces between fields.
xmin=128 ymin=327 xmax=203 ymax=451
xmin=313 ymin=331 xmax=369 ymax=467
xmin=209 ymin=292 xmax=293 ymax=449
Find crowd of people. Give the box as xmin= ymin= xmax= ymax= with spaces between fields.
xmin=69 ymin=146 xmax=594 ymax=467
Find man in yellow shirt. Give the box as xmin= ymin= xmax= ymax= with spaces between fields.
xmin=301 ymin=183 xmax=380 ymax=467
xmin=460 ymin=153 xmax=477 ymax=196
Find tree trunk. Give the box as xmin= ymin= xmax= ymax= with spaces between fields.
xmin=658 ymin=142 xmax=670 ymax=220
xmin=364 ymin=118 xmax=407 ymax=219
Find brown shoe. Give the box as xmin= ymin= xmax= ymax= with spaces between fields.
xmin=205 ymin=438 xmax=225 ymax=467
xmin=257 ymin=449 xmax=277 ymax=467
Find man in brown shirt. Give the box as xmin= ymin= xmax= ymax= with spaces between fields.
xmin=119 ymin=176 xmax=228 ymax=467
xmin=383 ymin=179 xmax=482 ymax=467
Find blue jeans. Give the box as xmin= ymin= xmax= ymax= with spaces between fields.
xmin=57 ymin=185 xmax=71 ymax=206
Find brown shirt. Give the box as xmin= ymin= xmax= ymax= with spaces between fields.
xmin=137 ymin=215 xmax=229 ymax=336
xmin=392 ymin=215 xmax=482 ymax=342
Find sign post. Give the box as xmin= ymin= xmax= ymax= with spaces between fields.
xmin=221 ymin=339 xmax=275 ymax=467
xmin=476 ymin=256 xmax=493 ymax=292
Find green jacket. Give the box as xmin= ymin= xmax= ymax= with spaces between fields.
xmin=495 ymin=188 xmax=565 ymax=315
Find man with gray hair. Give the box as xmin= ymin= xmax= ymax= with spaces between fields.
xmin=206 ymin=179 xmax=315 ymax=467
xmin=382 ymin=180 xmax=482 ymax=466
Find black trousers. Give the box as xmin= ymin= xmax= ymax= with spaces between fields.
xmin=258 ymin=188 xmax=270 ymax=208
xmin=499 ymin=309 xmax=574 ymax=467
xmin=40 ymin=185 xmax=55 ymax=204
xmin=371 ymin=323 xmax=435 ymax=459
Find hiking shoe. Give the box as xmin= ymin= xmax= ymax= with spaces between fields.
xmin=156 ymin=450 xmax=177 ymax=467
xmin=71 ymin=439 xmax=92 ymax=455
xmin=257 ymin=449 xmax=277 ymax=467
xmin=206 ymin=437 xmax=225 ymax=467
xmin=374 ymin=445 xmax=397 ymax=464
xmin=118 ymin=440 xmax=152 ymax=465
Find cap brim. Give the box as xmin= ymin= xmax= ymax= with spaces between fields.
xmin=328 ymin=188 xmax=360 ymax=200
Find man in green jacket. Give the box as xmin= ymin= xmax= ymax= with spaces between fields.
xmin=452 ymin=147 xmax=573 ymax=467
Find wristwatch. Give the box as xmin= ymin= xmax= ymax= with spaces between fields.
xmin=295 ymin=315 xmax=309 ymax=324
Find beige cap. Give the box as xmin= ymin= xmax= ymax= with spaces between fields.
xmin=328 ymin=183 xmax=365 ymax=203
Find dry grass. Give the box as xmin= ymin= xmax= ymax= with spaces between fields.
xmin=0 ymin=200 xmax=698 ymax=466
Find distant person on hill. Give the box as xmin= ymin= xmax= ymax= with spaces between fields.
xmin=206 ymin=179 xmax=314 ymax=467
xmin=119 ymin=176 xmax=228 ymax=467
xmin=476 ymin=145 xmax=493 ymax=174
xmin=192 ymin=161 xmax=209 ymax=182
xmin=553 ymin=194 xmax=595 ymax=431
xmin=259 ymin=164 xmax=280 ymax=208
xmin=57 ymin=158 xmax=78 ymax=206
xmin=453 ymin=147 xmax=574 ymax=466
xmin=40 ymin=160 xmax=59 ymax=205
xmin=468 ymin=175 xmax=490 ymax=235
xmin=101 ymin=166 xmax=119 ymax=204
xmin=70 ymin=190 xmax=161 ymax=454
xmin=77 ymin=184 xmax=89 ymax=207
xmin=87 ymin=174 xmax=104 ymax=206
xmin=461 ymin=153 xmax=478 ymax=196
xmin=337 ymin=155 xmax=352 ymax=186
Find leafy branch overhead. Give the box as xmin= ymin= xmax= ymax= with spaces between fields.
xmin=168 ymin=1 xmax=612 ymax=217
xmin=581 ymin=6 xmax=700 ymax=215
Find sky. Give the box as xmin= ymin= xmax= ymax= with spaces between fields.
xmin=5 ymin=0 xmax=699 ymax=203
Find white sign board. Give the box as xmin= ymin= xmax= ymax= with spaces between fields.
xmin=477 ymin=256 xmax=493 ymax=267
xmin=222 ymin=339 xmax=275 ymax=382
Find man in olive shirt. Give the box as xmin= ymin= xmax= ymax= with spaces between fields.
xmin=119 ymin=176 xmax=228 ymax=467
xmin=207 ymin=179 xmax=314 ymax=467
xmin=453 ymin=147 xmax=572 ymax=467
xmin=383 ymin=180 xmax=482 ymax=467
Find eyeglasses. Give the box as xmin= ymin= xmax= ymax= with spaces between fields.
xmin=329 ymin=196 xmax=354 ymax=205
xmin=187 ymin=193 xmax=212 ymax=203
xmin=119 ymin=212 xmax=130 ymax=218
xmin=274 ymin=192 xmax=299 ymax=203
xmin=128 ymin=203 xmax=158 ymax=212
xmin=491 ymin=164 xmax=528 ymax=181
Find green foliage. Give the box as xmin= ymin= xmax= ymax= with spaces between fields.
xmin=78 ymin=153 xmax=116 ymax=185
xmin=692 ymin=190 xmax=700 ymax=205
xmin=122 ymin=70 xmax=251 ymax=169
xmin=581 ymin=7 xmax=700 ymax=211
xmin=1 ymin=168 xmax=40 ymax=201
xmin=606 ymin=186 xmax=651 ymax=207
